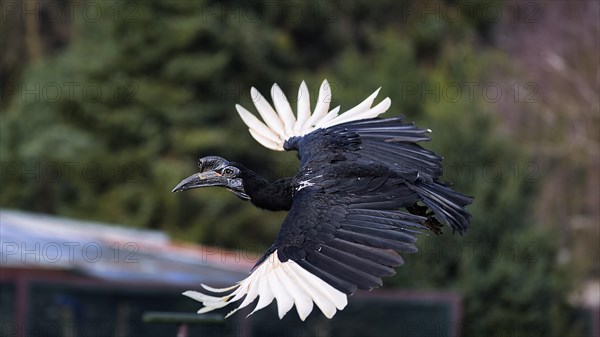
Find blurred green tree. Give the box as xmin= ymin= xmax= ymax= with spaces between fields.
xmin=0 ymin=1 xmax=583 ymax=336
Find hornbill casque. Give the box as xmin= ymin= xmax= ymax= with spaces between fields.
xmin=172 ymin=80 xmax=473 ymax=321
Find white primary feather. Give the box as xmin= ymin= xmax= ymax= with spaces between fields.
xmin=315 ymin=105 xmax=341 ymax=128
xmin=250 ymin=87 xmax=285 ymax=138
xmin=282 ymin=262 xmax=335 ymax=318
xmin=237 ymin=80 xmax=392 ymax=151
xmin=274 ymin=263 xmax=314 ymax=320
xmin=200 ymin=283 xmax=239 ymax=293
xmin=267 ymin=266 xmax=295 ymax=319
xmin=248 ymin=128 xmax=281 ymax=151
xmin=303 ymin=80 xmax=332 ymax=130
xmin=248 ymin=275 xmax=275 ymax=317
xmin=235 ymin=104 xmax=280 ymax=144
xmin=288 ymin=261 xmax=347 ymax=311
xmin=331 ymin=87 xmax=381 ymax=121
xmin=320 ymin=97 xmax=392 ymax=129
xmin=271 ymin=84 xmax=296 ymax=138
xmin=183 ymin=250 xmax=347 ymax=321
xmin=294 ymin=81 xmax=311 ymax=134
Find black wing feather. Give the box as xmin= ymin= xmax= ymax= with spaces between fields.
xmin=258 ymin=116 xmax=473 ymax=294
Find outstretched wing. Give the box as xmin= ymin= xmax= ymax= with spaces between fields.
xmin=184 ymin=172 xmax=427 ymax=321
xmin=287 ymin=116 xmax=471 ymax=233
xmin=235 ymin=81 xmax=468 ymax=229
xmin=236 ymin=80 xmax=391 ymax=150
xmin=184 ymin=115 xmax=473 ymax=321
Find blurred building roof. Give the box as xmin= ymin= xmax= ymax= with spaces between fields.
xmin=0 ymin=209 xmax=254 ymax=286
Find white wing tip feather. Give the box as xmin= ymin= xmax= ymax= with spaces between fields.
xmin=183 ymin=250 xmax=347 ymax=320
xmin=238 ymin=81 xmax=392 ymax=150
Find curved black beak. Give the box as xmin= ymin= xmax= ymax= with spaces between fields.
xmin=172 ymin=171 xmax=226 ymax=193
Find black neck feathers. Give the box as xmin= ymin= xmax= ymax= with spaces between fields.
xmin=239 ymin=168 xmax=294 ymax=211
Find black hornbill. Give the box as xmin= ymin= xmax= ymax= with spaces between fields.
xmin=172 ymin=80 xmax=473 ymax=320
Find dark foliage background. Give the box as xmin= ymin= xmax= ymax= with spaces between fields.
xmin=1 ymin=1 xmax=598 ymax=336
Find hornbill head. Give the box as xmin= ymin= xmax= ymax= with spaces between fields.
xmin=172 ymin=156 xmax=250 ymax=200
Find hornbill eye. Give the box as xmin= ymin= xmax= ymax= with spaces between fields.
xmin=222 ymin=167 xmax=236 ymax=177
